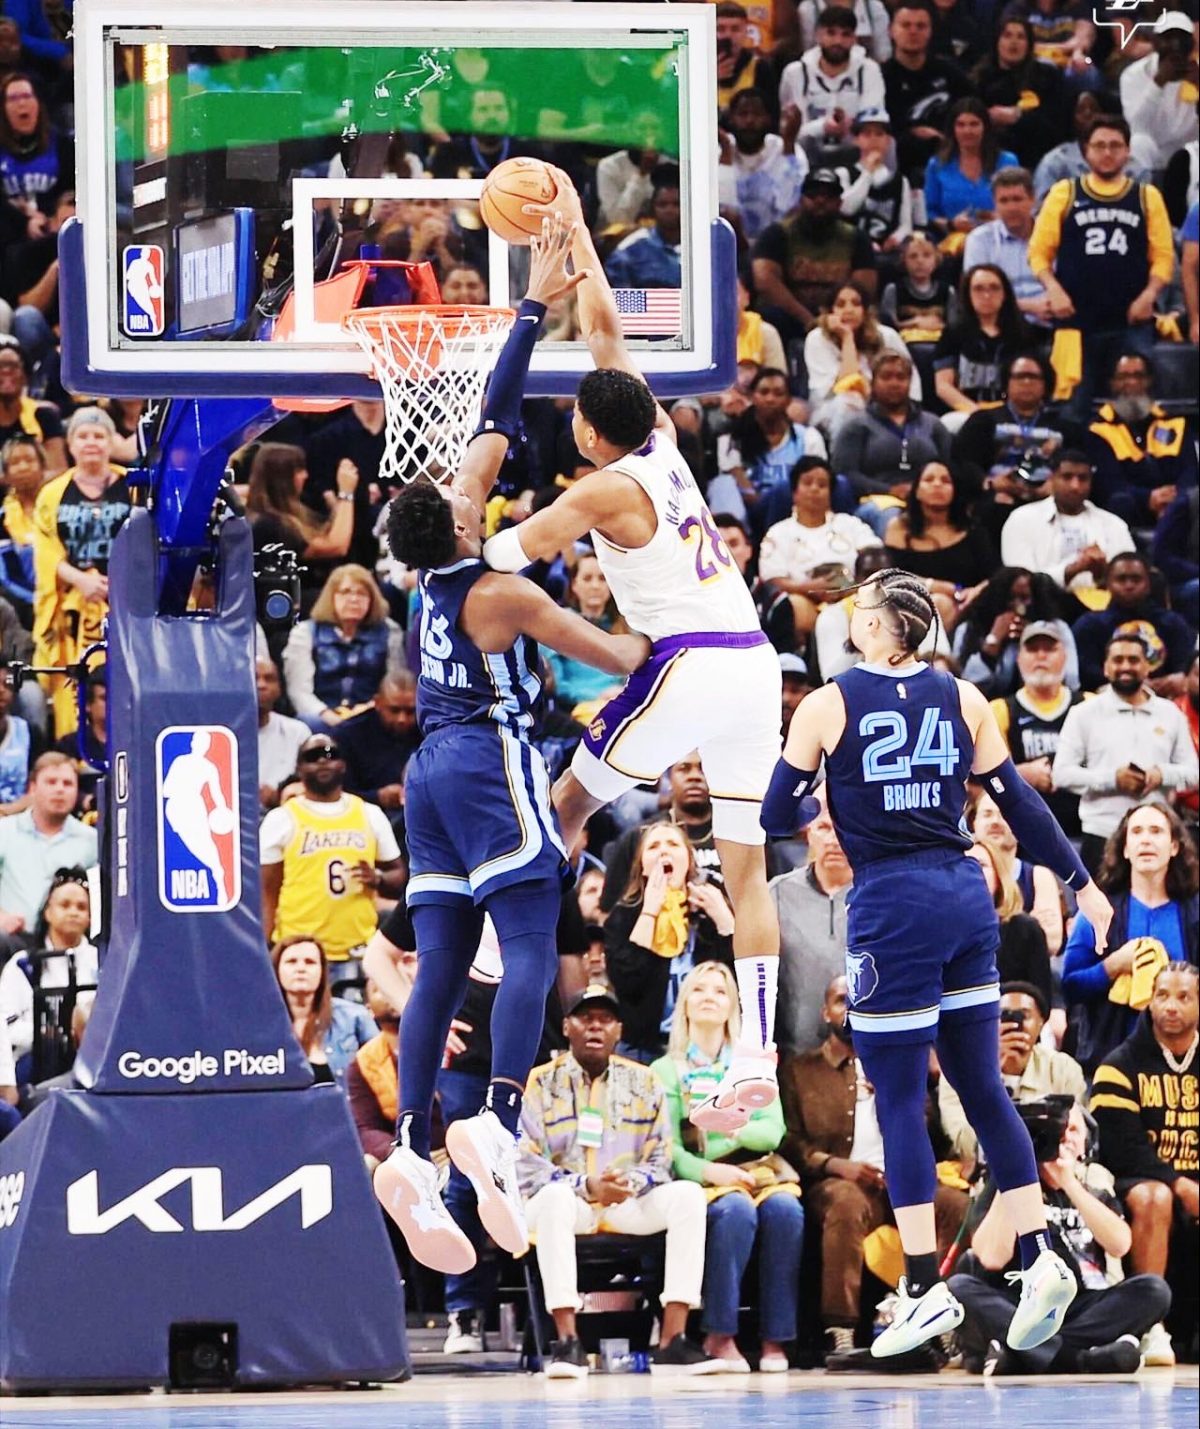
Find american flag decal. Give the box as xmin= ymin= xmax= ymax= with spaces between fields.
xmin=612 ymin=288 xmax=683 ymax=336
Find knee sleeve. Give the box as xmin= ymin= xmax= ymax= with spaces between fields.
xmin=485 ymin=878 xmax=563 ymax=1086
xmin=855 ymin=1040 xmax=938 ymax=1209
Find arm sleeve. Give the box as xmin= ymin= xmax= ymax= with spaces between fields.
xmin=1028 ymin=180 xmax=1072 ymax=277
xmin=1090 ymin=1059 xmax=1180 ymax=1184
xmin=760 ymin=759 xmax=821 ymax=837
xmin=975 ymin=757 xmax=1089 ymax=887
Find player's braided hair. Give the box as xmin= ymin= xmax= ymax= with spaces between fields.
xmin=852 ymin=568 xmax=938 ymax=666
xmin=386 ymin=478 xmax=457 ymax=571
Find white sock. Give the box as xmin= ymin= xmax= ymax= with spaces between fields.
xmin=734 ymin=957 xmax=778 ymax=1051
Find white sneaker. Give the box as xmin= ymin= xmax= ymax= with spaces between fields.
xmin=373 ymin=1146 xmax=476 ymax=1275
xmin=689 ymin=1042 xmax=778 ymax=1133
xmin=1005 ymin=1250 xmax=1077 ymax=1350
xmin=443 ymin=1311 xmax=484 ymax=1355
xmin=871 ymin=1279 xmax=964 ymax=1358
xmin=1140 ymin=1321 xmax=1176 ymax=1367
xmin=446 ymin=1110 xmax=529 ymax=1258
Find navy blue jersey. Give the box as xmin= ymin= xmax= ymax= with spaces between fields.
xmin=826 ymin=662 xmax=973 ymax=871
xmin=1055 ymin=178 xmax=1149 ymax=332
xmin=416 ymin=558 xmax=541 ymax=739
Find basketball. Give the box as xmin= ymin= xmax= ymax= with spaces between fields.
xmin=209 ymin=806 xmax=235 ymax=836
xmin=479 ymin=157 xmax=559 ymax=245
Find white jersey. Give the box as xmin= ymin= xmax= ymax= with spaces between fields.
xmin=591 ymin=432 xmax=759 ymax=642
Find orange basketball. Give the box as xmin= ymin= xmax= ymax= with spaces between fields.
xmin=479 ymin=157 xmax=559 ymax=245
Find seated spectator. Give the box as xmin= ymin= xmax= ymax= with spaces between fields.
xmin=831 ymin=350 xmax=951 ymax=511
xmin=804 ymin=282 xmax=918 ymax=439
xmin=518 ymin=984 xmax=717 ymax=1378
xmin=882 ymin=1 xmax=971 ymax=182
xmin=779 ymin=6 xmax=886 ymax=166
xmin=965 ymin=838 xmax=1054 ymax=1004
xmin=798 ymin=0 xmax=891 ymax=60
xmin=1032 ymin=90 xmax=1144 ymax=199
xmin=1085 ymin=352 xmax=1199 ymax=532
xmin=962 ymin=169 xmax=1053 ymax=324
xmin=1007 ymin=0 xmax=1101 ymax=93
xmin=604 ymin=166 xmax=682 ymax=293
xmin=757 ymin=456 xmax=879 ymax=637
xmin=0 ymin=663 xmax=40 ymax=811
xmin=1054 ymin=638 xmax=1196 ymax=873
xmin=715 ymin=2 xmax=780 ymax=118
xmin=1063 ymin=799 xmax=1200 ymax=1073
xmin=938 ymin=982 xmax=1084 ymax=1165
xmin=781 ymin=973 xmax=965 ymax=1361
xmin=713 ymin=512 xmax=801 ymax=654
xmin=988 ymin=620 xmax=1087 ymax=839
xmin=21 ymin=992 xmax=92 ymax=1114
xmin=603 ymin=822 xmax=734 ymax=1063
xmin=0 ymin=864 xmax=95 ymax=1083
xmin=952 ymin=565 xmax=1078 ymax=698
xmin=999 ymin=450 xmax=1134 ymax=594
xmin=933 ymin=263 xmax=1038 ymax=427
xmin=0 ymin=1016 xmax=15 ymax=1140
xmin=928 ymin=0 xmax=982 ymax=68
xmin=710 ymin=368 xmax=827 ymax=534
xmin=0 ymin=754 xmax=96 ymax=944
xmin=733 ymin=273 xmax=788 ymax=373
xmin=949 ymin=1099 xmax=1168 ymax=1375
xmin=0 ymin=434 xmax=48 ymax=595
xmin=969 ymin=784 xmax=1065 ymax=956
xmin=652 ymin=962 xmax=804 ymax=1372
xmin=347 ymin=977 xmax=403 ymax=1171
xmin=751 ymin=169 xmax=877 ymax=342
xmin=721 ymin=88 xmax=808 ymax=243
xmin=1090 ymin=962 xmax=1199 ymax=1368
xmin=255 ymin=657 xmax=308 ymax=811
xmin=282 ymin=563 xmax=405 ymax=730
xmin=339 ymin=671 xmax=420 ymax=824
xmin=1175 ymin=653 xmax=1199 ymax=829
xmin=1183 ymin=202 xmax=1198 ymax=341
xmin=971 ymin=18 xmax=1066 ymax=169
xmin=270 ymin=934 xmax=378 ymax=1087
xmin=0 ymin=350 xmax=64 ymax=475
xmin=0 ymin=185 xmax=72 ymax=382
xmin=923 ymin=98 xmax=1019 ymax=242
xmin=1119 ymin=11 xmax=1198 ymax=174
xmin=880 ymin=231 xmax=959 ymax=346
xmin=770 ymin=790 xmax=853 ymax=1055
xmin=1073 ymin=553 xmax=1195 ymax=699
xmin=834 ymin=109 xmax=913 ymax=260
xmin=882 ymin=460 xmax=999 ymax=618
xmin=1151 ymin=487 xmax=1199 ymax=616
xmin=0 ymin=73 xmax=73 ymax=246
xmin=814 ymin=543 xmax=951 ymax=676
xmin=542 ymin=551 xmax=628 ymax=713
xmin=595 ymin=141 xmax=659 ymax=230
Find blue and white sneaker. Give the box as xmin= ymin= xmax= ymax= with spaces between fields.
xmin=1005 ymin=1250 xmax=1076 ymax=1350
xmin=871 ymin=1279 xmax=964 ymax=1358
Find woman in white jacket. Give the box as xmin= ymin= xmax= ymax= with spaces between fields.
xmin=803 ymin=283 xmax=919 ymax=441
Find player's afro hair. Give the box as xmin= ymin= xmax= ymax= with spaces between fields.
xmin=386 ymin=479 xmax=457 ymax=572
xmin=577 ymin=368 xmax=658 ymax=452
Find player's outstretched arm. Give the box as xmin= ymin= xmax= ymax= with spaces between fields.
xmin=960 ymin=679 xmax=1113 ymax=948
xmin=761 ymin=683 xmax=842 ymax=836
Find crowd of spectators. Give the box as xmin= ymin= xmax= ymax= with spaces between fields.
xmin=0 ymin=0 xmax=1195 ymax=1381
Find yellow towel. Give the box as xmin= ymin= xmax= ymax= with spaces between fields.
xmin=1108 ymin=937 xmax=1170 ymax=1010
xmin=863 ymin=1226 xmax=904 ymax=1287
xmin=832 ymin=372 xmax=869 ymax=399
xmin=651 ymin=888 xmax=690 ymax=959
xmin=1051 ymin=328 xmax=1082 ymax=403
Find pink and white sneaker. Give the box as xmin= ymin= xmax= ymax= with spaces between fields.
xmin=373 ymin=1146 xmax=476 ymax=1274
xmin=446 ymin=1110 xmax=529 ymax=1258
xmin=689 ymin=1042 xmax=779 ymax=1132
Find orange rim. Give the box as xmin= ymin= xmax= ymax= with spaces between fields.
xmin=342 ymin=304 xmax=516 ymax=342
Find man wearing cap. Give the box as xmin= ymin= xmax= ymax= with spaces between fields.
xmin=1119 ymin=11 xmax=1199 ymax=174
xmin=962 ymin=169 xmax=1051 ymax=325
xmin=834 ymin=109 xmax=913 ymax=256
xmin=518 ymin=983 xmax=717 ymax=1378
xmin=778 ymin=5 xmax=886 ymax=166
xmin=752 ymin=170 xmax=877 ymax=341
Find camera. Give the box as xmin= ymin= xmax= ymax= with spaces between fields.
xmin=1016 ymin=1094 xmax=1073 ymax=1163
xmin=254 ymin=544 xmax=304 ymax=632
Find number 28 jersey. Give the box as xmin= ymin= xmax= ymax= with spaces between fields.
xmin=825 ymin=662 xmax=973 ymax=872
xmin=591 ymin=431 xmax=760 ymax=641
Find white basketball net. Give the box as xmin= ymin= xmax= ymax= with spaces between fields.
xmin=342 ymin=305 xmax=516 ymax=484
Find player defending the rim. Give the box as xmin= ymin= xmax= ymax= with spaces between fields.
xmin=761 ymin=569 xmax=1115 ymax=1357
xmin=481 ymin=169 xmax=782 ymax=1132
xmin=373 ymin=216 xmax=650 ymax=1274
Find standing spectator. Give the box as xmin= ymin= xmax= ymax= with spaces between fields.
xmin=882 ymin=459 xmax=999 ymax=609
xmin=1029 ymin=115 xmax=1174 ymax=424
xmin=881 ymin=0 xmax=970 ymax=182
xmin=922 ymin=99 xmax=1019 ymax=243
xmin=972 ymin=18 xmax=1067 ymax=169
xmin=989 ymin=620 xmax=1087 ymax=839
xmin=255 ymin=657 xmax=308 ymax=811
xmin=1119 ymin=11 xmax=1199 ymax=174
xmin=1072 ymin=553 xmax=1196 ymax=697
xmin=602 ymin=823 xmax=734 ymax=1064
xmin=270 ymin=934 xmax=377 ymax=1086
xmin=835 ymin=109 xmax=914 ymax=258
xmin=770 ymin=791 xmax=853 ymax=1055
xmin=653 ymin=962 xmax=804 ymax=1373
xmin=720 ymin=88 xmax=808 ymax=242
xmin=1063 ymin=801 xmax=1199 ymax=1072
xmin=962 ymin=169 xmax=1053 ymax=323
xmin=1085 ymin=353 xmax=1198 ymax=532
xmin=1054 ymin=637 xmax=1196 ymax=871
xmin=952 ymin=567 xmax=1078 ymax=698
xmin=933 ymin=263 xmax=1037 ymax=425
xmin=804 ymin=281 xmax=918 ymax=438
xmin=0 ymin=346 xmax=64 ymax=473
xmin=281 ymin=563 xmax=405 ymax=729
xmin=0 ymin=755 xmax=96 ymax=939
xmin=832 ymin=349 xmax=951 ymax=505
xmin=517 ymin=985 xmax=718 ymax=1379
xmin=604 ymin=168 xmax=682 ymax=292
xmin=752 ymin=169 xmax=878 ymax=341
xmin=339 ymin=671 xmax=420 ymax=825
xmin=999 ymin=450 xmax=1134 ymax=593
xmin=259 ymin=734 xmax=406 ymax=968
xmin=778 ymin=6 xmax=886 ymax=165
xmin=32 ymin=408 xmax=129 ymax=735
xmin=1090 ymin=962 xmax=1199 ymax=1367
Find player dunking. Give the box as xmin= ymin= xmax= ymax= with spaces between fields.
xmin=483 ymin=171 xmax=782 ymax=1131
xmin=373 ymin=217 xmax=650 ymax=1274
xmin=762 ymin=569 xmax=1114 ymax=1356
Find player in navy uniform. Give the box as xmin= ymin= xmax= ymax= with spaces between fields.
xmin=373 ymin=218 xmax=650 ymax=1274
xmin=762 ymin=569 xmax=1114 ymax=1357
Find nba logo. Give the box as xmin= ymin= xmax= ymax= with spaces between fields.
xmin=122 ymin=245 xmax=165 ymax=337
xmin=156 ymin=726 xmax=241 ymax=913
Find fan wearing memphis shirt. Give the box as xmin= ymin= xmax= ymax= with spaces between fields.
xmin=483 ymin=167 xmax=784 ymax=1139
xmin=762 ymin=568 xmax=1117 ymax=1363
xmin=372 ymin=214 xmax=650 ymax=1280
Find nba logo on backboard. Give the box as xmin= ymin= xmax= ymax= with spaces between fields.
xmin=156 ymin=726 xmax=240 ymax=913
xmin=122 ymin=245 xmax=165 ymax=337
